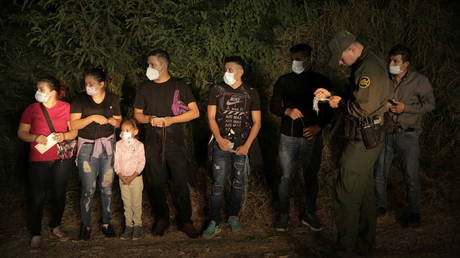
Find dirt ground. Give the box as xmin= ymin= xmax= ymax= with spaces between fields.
xmin=0 ymin=164 xmax=459 ymax=258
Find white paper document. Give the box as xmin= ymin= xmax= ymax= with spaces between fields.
xmin=34 ymin=133 xmax=58 ymax=154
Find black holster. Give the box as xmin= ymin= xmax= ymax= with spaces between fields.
xmin=360 ymin=117 xmax=383 ymax=149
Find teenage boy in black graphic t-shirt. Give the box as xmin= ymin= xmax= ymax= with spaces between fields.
xmin=208 ymin=81 xmax=260 ymax=148
xmin=133 ymin=49 xmax=200 ymax=239
xmin=202 ymin=56 xmax=261 ymax=239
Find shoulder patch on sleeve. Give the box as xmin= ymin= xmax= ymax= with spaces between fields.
xmin=359 ymin=76 xmax=371 ymax=88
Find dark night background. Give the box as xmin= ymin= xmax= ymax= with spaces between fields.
xmin=0 ymin=0 xmax=459 ymax=257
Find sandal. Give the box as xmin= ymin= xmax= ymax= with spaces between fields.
xmin=30 ymin=236 xmax=41 ymax=253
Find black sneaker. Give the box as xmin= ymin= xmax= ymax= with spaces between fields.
xmin=178 ymin=221 xmax=199 ymax=239
xmin=119 ymin=226 xmax=133 ymax=240
xmin=300 ymin=212 xmax=324 ymax=231
xmin=152 ymin=219 xmax=170 ymax=236
xmin=274 ymin=213 xmax=288 ymax=232
xmin=132 ymin=226 xmax=143 ymax=240
xmin=407 ymin=213 xmax=421 ymax=228
xmin=79 ymin=225 xmax=91 ymax=240
xmin=100 ymin=224 xmax=116 ymax=237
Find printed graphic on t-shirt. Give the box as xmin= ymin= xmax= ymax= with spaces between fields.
xmin=217 ymin=92 xmax=252 ymax=147
xmin=171 ymin=89 xmax=189 ymax=116
xmin=222 ymin=93 xmax=248 ymax=130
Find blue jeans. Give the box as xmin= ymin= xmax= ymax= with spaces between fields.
xmin=374 ymin=132 xmax=421 ymax=213
xmin=278 ymin=133 xmax=322 ymax=215
xmin=209 ymin=142 xmax=247 ymax=224
xmin=77 ymin=143 xmax=115 ymax=227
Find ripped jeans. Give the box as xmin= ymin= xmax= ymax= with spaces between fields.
xmin=209 ymin=142 xmax=247 ymax=224
xmin=77 ymin=143 xmax=114 ymax=227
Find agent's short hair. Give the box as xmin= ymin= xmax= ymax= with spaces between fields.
xmin=290 ymin=43 xmax=312 ymax=55
xmin=224 ymin=56 xmax=245 ymax=70
xmin=147 ymin=49 xmax=170 ymax=65
xmin=389 ymin=44 xmax=412 ymax=62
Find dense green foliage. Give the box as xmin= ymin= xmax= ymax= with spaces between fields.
xmin=23 ymin=0 xmax=302 ymax=96
xmin=1 ymin=0 xmax=459 ymax=182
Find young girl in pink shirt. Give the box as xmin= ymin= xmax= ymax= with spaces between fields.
xmin=114 ymin=119 xmax=145 ymax=240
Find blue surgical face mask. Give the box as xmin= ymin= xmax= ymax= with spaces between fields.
xmin=35 ymin=91 xmax=49 ymax=103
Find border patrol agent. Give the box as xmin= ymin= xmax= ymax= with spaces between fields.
xmin=315 ymin=31 xmax=391 ymax=256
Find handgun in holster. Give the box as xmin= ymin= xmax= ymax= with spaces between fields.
xmin=360 ymin=115 xmax=383 ymax=149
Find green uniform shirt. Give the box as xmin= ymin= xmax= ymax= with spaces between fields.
xmin=346 ymin=48 xmax=392 ymax=120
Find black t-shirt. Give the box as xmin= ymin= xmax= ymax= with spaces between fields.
xmin=134 ymin=78 xmax=196 ymax=144
xmin=208 ymin=83 xmax=260 ymax=147
xmin=71 ymin=91 xmax=121 ymax=139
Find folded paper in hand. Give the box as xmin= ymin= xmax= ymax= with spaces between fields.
xmin=34 ymin=133 xmax=57 ymax=154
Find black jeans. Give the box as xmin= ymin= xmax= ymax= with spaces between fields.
xmin=144 ymin=137 xmax=192 ymax=225
xmin=28 ymin=159 xmax=72 ymax=236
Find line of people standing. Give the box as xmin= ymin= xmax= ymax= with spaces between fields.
xmin=18 ymin=30 xmax=434 ymax=256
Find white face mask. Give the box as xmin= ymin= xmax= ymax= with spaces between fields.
xmin=85 ymin=86 xmax=98 ymax=96
xmin=120 ymin=131 xmax=132 ymax=141
xmin=35 ymin=91 xmax=49 ymax=103
xmin=292 ymin=60 xmax=305 ymax=74
xmin=146 ymin=66 xmax=160 ymax=81
xmin=223 ymin=72 xmax=237 ymax=86
xmin=389 ymin=65 xmax=402 ymax=75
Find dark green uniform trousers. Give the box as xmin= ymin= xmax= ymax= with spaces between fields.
xmin=335 ymin=140 xmax=382 ymax=253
